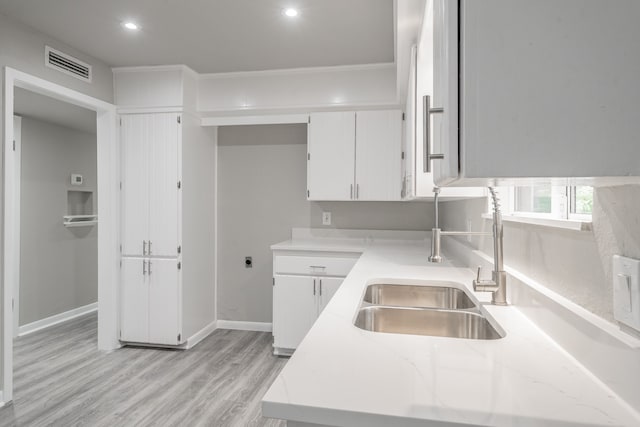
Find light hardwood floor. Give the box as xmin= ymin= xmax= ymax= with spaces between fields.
xmin=0 ymin=313 xmax=287 ymax=427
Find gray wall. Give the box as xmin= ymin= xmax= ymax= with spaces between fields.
xmin=217 ymin=124 xmax=434 ymax=323
xmin=19 ymin=117 xmax=97 ymax=326
xmin=440 ymin=185 xmax=640 ymax=324
xmin=1 ymin=11 xmax=113 ymax=391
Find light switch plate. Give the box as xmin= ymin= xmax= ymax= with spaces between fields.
xmin=613 ymin=255 xmax=640 ymax=331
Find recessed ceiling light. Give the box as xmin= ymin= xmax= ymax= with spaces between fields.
xmin=283 ymin=8 xmax=299 ymax=17
xmin=122 ymin=21 xmax=139 ymax=31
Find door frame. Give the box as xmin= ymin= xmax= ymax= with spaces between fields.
xmin=11 ymin=116 xmax=21 ymax=339
xmin=2 ymin=67 xmax=120 ymax=404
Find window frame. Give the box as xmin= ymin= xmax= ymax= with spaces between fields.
xmin=493 ymin=185 xmax=593 ymax=224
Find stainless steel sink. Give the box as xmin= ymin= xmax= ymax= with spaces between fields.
xmin=363 ymin=283 xmax=476 ymax=310
xmin=354 ymin=306 xmax=503 ymax=340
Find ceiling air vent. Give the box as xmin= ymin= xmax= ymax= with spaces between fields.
xmin=45 ymin=46 xmax=92 ymax=83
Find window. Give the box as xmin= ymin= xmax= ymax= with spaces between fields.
xmin=502 ymin=185 xmax=593 ymax=221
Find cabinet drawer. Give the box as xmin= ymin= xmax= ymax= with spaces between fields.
xmin=274 ymin=255 xmax=357 ymax=277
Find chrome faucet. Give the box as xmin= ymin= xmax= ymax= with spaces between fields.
xmin=428 ymin=187 xmax=508 ymax=305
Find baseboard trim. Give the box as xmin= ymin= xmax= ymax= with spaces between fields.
xmin=0 ymin=391 xmax=4 ymax=408
xmin=18 ymin=302 xmax=98 ymax=337
xmin=216 ymin=320 xmax=272 ymax=332
xmin=185 ymin=320 xmax=218 ymax=349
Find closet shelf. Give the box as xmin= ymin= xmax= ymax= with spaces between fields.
xmin=63 ymin=215 xmax=98 ymax=228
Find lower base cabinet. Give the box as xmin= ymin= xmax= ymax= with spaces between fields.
xmin=273 ymin=275 xmax=344 ymax=352
xmin=272 ymin=251 xmax=358 ymax=355
xmin=120 ymin=257 xmax=182 ymax=346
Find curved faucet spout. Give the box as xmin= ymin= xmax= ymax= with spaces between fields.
xmin=429 ymin=186 xmax=508 ymax=305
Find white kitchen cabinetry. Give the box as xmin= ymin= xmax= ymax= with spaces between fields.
xmin=317 ymin=277 xmax=343 ymax=313
xmin=307 ymin=110 xmax=402 ymax=201
xmin=272 ymin=252 xmax=358 ymax=355
xmin=121 ymin=113 xmax=179 ymax=258
xmin=429 ymin=0 xmax=640 ymax=186
xmin=119 ymin=112 xmax=216 ymax=348
xmin=402 ymin=43 xmax=484 ymax=200
xmin=120 ymin=258 xmax=180 ymax=345
xmin=273 ymin=275 xmax=320 ymax=351
xmin=306 ymin=112 xmax=355 ymax=201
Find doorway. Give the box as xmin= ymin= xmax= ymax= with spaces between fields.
xmin=13 ymin=88 xmax=98 ymax=339
xmin=2 ymin=67 xmax=119 ymax=404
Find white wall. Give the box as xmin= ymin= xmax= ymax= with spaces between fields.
xmin=19 ymin=117 xmax=97 ymax=326
xmin=198 ymin=64 xmax=398 ymax=113
xmin=0 ymin=12 xmax=114 ymax=398
xmin=217 ymin=124 xmax=434 ymax=323
xmin=440 ymin=185 xmax=640 ymax=324
xmin=181 ymin=114 xmax=217 ymax=339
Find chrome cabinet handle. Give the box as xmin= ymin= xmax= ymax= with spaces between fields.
xmin=148 ymin=261 xmax=152 ymax=275
xmin=143 ymin=240 xmax=147 ymax=256
xmin=319 ymin=279 xmax=323 ymax=296
xmin=356 ymin=184 xmax=360 ymax=199
xmin=313 ymin=279 xmax=316 ymax=296
xmin=143 ymin=260 xmax=147 ymax=275
xmin=148 ymin=241 xmax=152 ymax=255
xmin=423 ymin=95 xmax=445 ymax=173
xmin=350 ymin=184 xmax=353 ymax=200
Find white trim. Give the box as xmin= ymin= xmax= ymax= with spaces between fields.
xmin=201 ymin=114 xmax=309 ymax=127
xmin=216 ymin=320 xmax=273 ymax=332
xmin=3 ymin=67 xmax=119 ymax=404
xmin=214 ymin=128 xmax=219 ymax=325
xmin=199 ymin=102 xmax=401 ymax=116
xmin=184 ymin=320 xmax=217 ymax=349
xmin=12 ymin=116 xmax=21 ymax=338
xmin=112 ymin=64 xmax=197 ymax=75
xmin=482 ymin=213 xmax=592 ymax=232
xmin=116 ymin=106 xmax=185 ymax=115
xmin=18 ymin=303 xmax=98 ymax=337
xmin=199 ymin=62 xmax=395 ymax=80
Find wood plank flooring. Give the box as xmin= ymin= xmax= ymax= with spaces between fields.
xmin=0 ymin=313 xmax=287 ymax=427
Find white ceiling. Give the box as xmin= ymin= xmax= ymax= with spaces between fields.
xmin=0 ymin=0 xmax=395 ymax=73
xmin=14 ymin=88 xmax=97 ymax=134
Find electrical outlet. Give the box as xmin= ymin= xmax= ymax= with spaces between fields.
xmin=322 ymin=212 xmax=332 ymax=226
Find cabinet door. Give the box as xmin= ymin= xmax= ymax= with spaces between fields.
xmin=120 ymin=258 xmax=149 ymax=343
xmin=403 ymin=45 xmax=418 ymax=200
xmin=121 ymin=115 xmax=150 ymax=256
xmin=148 ymin=113 xmax=180 ymax=258
xmin=273 ymin=275 xmax=317 ymax=350
xmin=148 ymin=259 xmax=181 ymax=345
xmin=318 ymin=277 xmax=343 ymax=315
xmin=355 ymin=110 xmax=402 ymax=201
xmin=307 ymin=112 xmax=356 ymax=201
xmin=432 ymin=0 xmax=460 ymax=185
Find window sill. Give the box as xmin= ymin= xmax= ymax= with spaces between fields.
xmin=481 ymin=213 xmax=592 ymax=232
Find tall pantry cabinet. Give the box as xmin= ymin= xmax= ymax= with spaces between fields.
xmin=119 ymin=111 xmax=216 ymax=347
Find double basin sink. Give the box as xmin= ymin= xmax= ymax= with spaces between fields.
xmin=354 ymin=282 xmax=503 ymax=340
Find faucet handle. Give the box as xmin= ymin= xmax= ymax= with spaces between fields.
xmin=476 ymin=265 xmax=482 ymax=282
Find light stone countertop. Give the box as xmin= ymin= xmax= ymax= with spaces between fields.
xmin=262 ymin=238 xmax=640 ymax=426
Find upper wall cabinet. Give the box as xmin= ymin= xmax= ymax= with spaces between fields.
xmin=428 ymin=0 xmax=640 ymax=186
xmin=403 ymin=44 xmax=485 ymax=200
xmin=307 ymin=110 xmax=402 ymax=201
xmin=121 ymin=113 xmax=180 ymax=258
